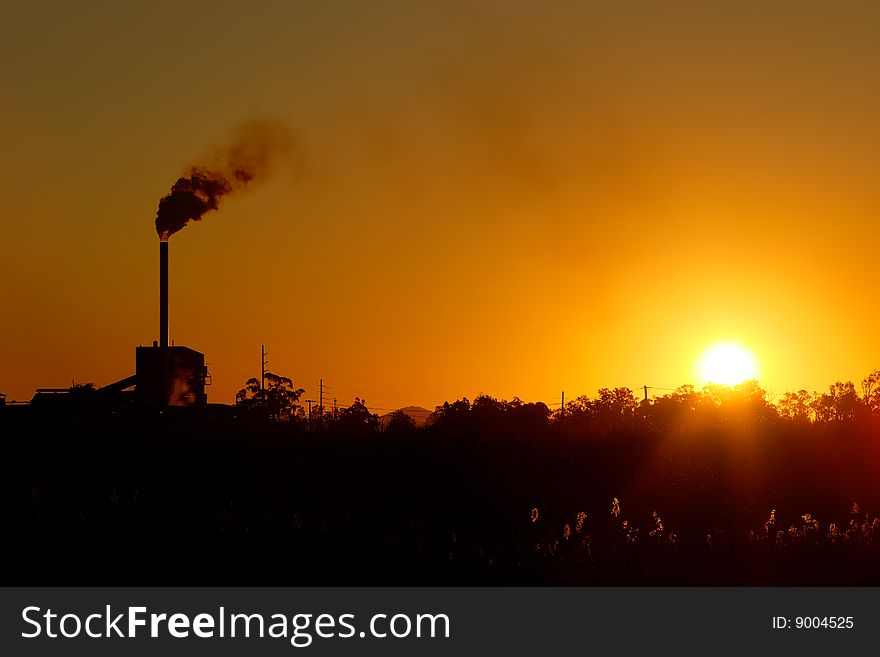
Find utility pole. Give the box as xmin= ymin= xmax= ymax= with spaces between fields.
xmin=305 ymin=399 xmax=316 ymax=430
xmin=319 ymin=378 xmax=324 ymax=425
xmin=261 ymin=344 xmax=268 ymax=391
xmin=644 ymin=385 xmax=648 ymax=402
xmin=561 ymin=391 xmax=565 ymax=418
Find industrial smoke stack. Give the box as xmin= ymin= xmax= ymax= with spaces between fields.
xmin=159 ymin=240 xmax=169 ymax=348
xmin=152 ymin=119 xmax=293 ymax=353
xmin=154 ymin=120 xmax=294 ymax=240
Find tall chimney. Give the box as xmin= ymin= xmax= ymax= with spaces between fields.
xmin=159 ymin=240 xmax=169 ymax=348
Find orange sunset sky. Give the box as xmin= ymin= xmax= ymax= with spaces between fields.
xmin=2 ymin=1 xmax=879 ymax=411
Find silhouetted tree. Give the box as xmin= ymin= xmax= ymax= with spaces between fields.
xmin=862 ymin=370 xmax=880 ymax=416
xmin=337 ymin=398 xmax=380 ymax=433
xmin=235 ymin=371 xmax=305 ymax=422
xmin=427 ymin=398 xmax=472 ymax=434
xmin=702 ymin=380 xmax=777 ymax=428
xmin=384 ymin=410 xmax=417 ymax=435
xmin=507 ymin=398 xmax=551 ymax=435
xmin=777 ymin=390 xmax=813 ymax=423
xmin=812 ymin=381 xmax=861 ymax=423
xmin=648 ymin=384 xmax=699 ymax=431
xmin=592 ymin=387 xmax=639 ymax=432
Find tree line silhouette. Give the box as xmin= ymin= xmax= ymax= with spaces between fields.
xmin=2 ymin=370 xmax=880 ymax=585
xmin=233 ymin=368 xmax=880 ymax=435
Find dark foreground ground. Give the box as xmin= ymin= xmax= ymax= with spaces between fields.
xmin=3 ymin=401 xmax=880 ymax=586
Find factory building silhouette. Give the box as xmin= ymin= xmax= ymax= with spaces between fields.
xmin=2 ymin=121 xmax=299 ymax=410
xmin=134 ymin=239 xmax=210 ymax=407
xmin=15 ymin=239 xmax=210 ymax=409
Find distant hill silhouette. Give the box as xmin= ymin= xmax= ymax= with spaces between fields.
xmin=379 ymin=406 xmax=432 ymax=428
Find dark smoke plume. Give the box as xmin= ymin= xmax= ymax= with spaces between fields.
xmin=155 ymin=120 xmax=294 ymax=239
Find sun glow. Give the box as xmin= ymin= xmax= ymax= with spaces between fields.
xmin=697 ymin=342 xmax=759 ymax=386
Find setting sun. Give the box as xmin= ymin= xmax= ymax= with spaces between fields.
xmin=697 ymin=343 xmax=759 ymax=386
